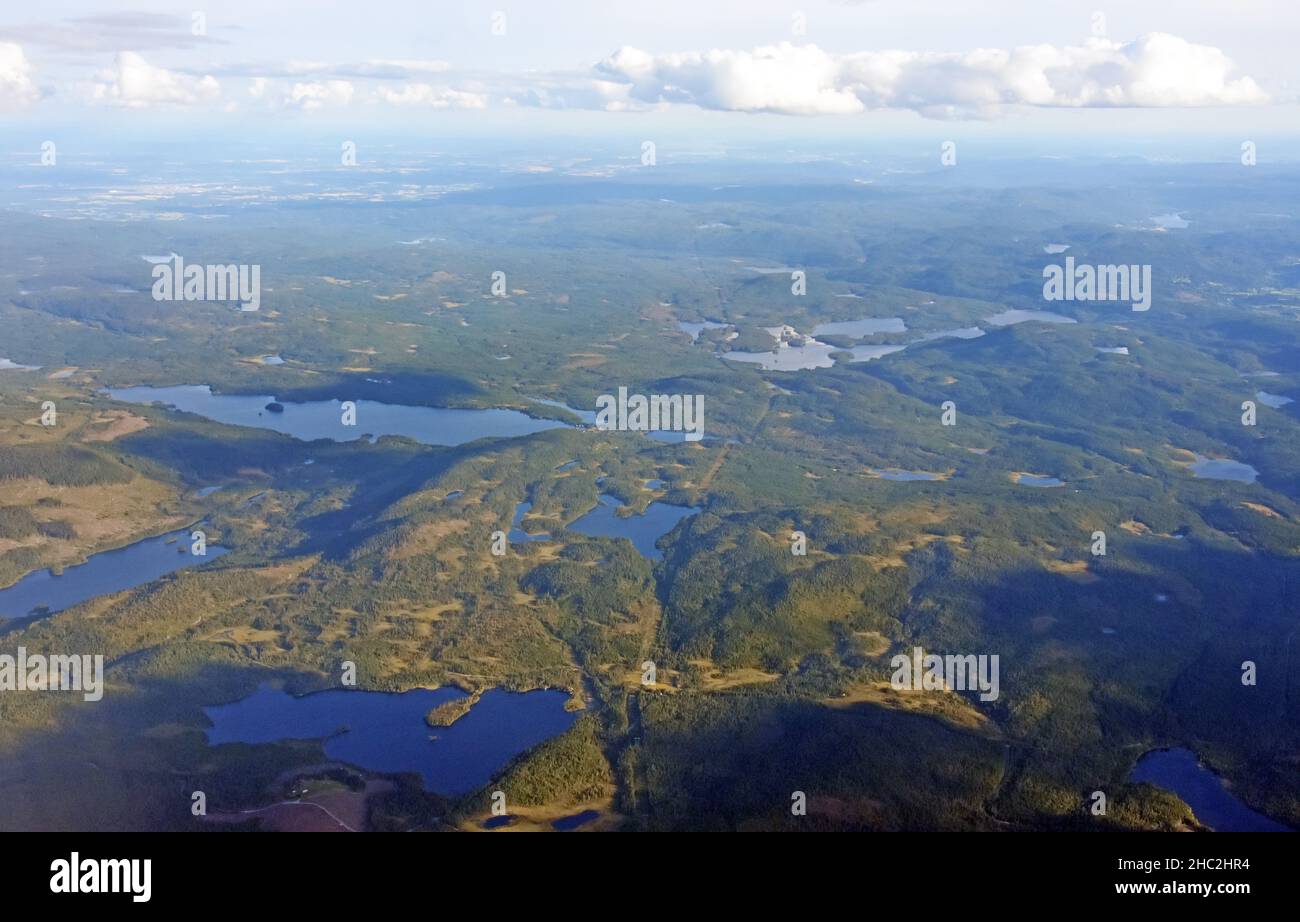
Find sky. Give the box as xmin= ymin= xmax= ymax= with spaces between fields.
xmin=0 ymin=1 xmax=1296 ymax=148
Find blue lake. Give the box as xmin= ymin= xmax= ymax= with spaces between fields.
xmin=1129 ymin=747 xmax=1291 ymax=832
xmin=724 ymin=338 xmax=838 ymax=371
xmin=1190 ymin=454 xmax=1258 ymax=484
xmin=1017 ymin=475 xmax=1064 ymax=487
xmin=812 ymin=317 xmax=907 ymax=338
xmin=0 ymin=527 xmax=228 ymax=620
xmin=567 ymin=494 xmax=700 ymax=561
xmin=552 ymin=809 xmax=601 ymax=831
xmin=108 ymin=385 xmax=567 ymax=446
xmin=872 ymin=469 xmax=943 ymax=482
xmin=203 ymin=684 xmax=578 ymax=796
xmin=1256 ymin=391 xmax=1293 ymax=409
xmin=509 ymin=501 xmax=550 ymax=543
xmin=721 ymin=321 xmax=984 ymax=372
xmin=985 ymin=309 xmax=1077 ymax=327
xmin=846 ymin=344 xmax=908 ymax=363
xmin=677 ymin=320 xmax=732 ymax=342
xmin=920 ymin=327 xmax=985 ymax=342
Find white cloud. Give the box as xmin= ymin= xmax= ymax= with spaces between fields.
xmin=595 ymin=34 xmax=1269 ymax=118
xmin=284 ymin=79 xmax=354 ymax=110
xmin=377 ymin=83 xmax=486 ymax=108
xmin=497 ymin=73 xmax=635 ymax=111
xmin=13 ymin=31 xmax=1271 ymax=120
xmin=0 ymin=41 xmax=39 ymax=108
xmin=597 ymin=44 xmax=862 ymax=115
xmin=0 ymin=42 xmax=40 ymax=108
xmin=89 ymin=51 xmax=219 ymax=107
xmin=1104 ymin=33 xmax=1266 ymax=107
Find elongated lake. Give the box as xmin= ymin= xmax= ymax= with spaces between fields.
xmin=720 ymin=321 xmax=983 ymax=372
xmin=1016 ymin=474 xmax=1064 ymax=487
xmin=0 ymin=527 xmax=228 ymax=620
xmin=1128 ymin=747 xmax=1291 ymax=832
xmin=870 ymin=469 xmax=943 ymax=482
xmin=509 ymin=501 xmax=550 ymax=543
xmin=108 ymin=385 xmax=567 ymax=446
xmin=985 ymin=309 xmax=1077 ymax=327
xmin=204 ymin=684 xmax=578 ymax=796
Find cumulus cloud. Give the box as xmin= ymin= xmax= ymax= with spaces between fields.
xmin=0 ymin=42 xmax=40 ymax=108
xmin=89 ymin=51 xmax=219 ymax=107
xmin=500 ymin=74 xmax=634 ymax=111
xmin=594 ymin=34 xmax=1268 ymax=118
xmin=284 ymin=79 xmax=354 ymax=110
xmin=377 ymin=83 xmax=486 ymax=108
xmin=597 ymin=44 xmax=861 ymax=115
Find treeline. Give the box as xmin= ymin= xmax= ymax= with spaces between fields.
xmin=637 ymin=687 xmax=1004 ymax=831
xmin=0 ymin=444 xmax=134 ymax=486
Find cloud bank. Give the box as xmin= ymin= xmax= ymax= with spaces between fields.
xmin=594 ymin=34 xmax=1269 ymax=117
xmin=2 ymin=33 xmax=1272 ymax=118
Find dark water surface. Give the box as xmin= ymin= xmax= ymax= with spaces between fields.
xmin=1128 ymin=747 xmax=1291 ymax=832
xmin=0 ymin=527 xmax=228 ymax=620
xmin=109 ymin=385 xmax=567 ymax=446
xmin=567 ymin=494 xmax=700 ymax=560
xmin=204 ymin=684 xmax=578 ymax=795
